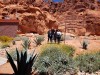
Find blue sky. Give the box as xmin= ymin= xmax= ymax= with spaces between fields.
xmin=53 ymin=0 xmax=100 ymax=2
xmin=53 ymin=0 xmax=63 ymax=2
xmin=52 ymin=0 xmax=100 ymax=2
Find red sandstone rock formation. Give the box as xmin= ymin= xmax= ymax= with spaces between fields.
xmin=0 ymin=0 xmax=100 ymax=35
xmin=0 ymin=4 xmax=58 ymax=34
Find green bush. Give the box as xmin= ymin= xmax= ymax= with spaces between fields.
xmin=33 ymin=46 xmax=76 ymax=75
xmin=14 ymin=36 xmax=29 ymax=41
xmin=0 ymin=36 xmax=13 ymax=43
xmin=59 ymin=44 xmax=75 ymax=57
xmin=41 ymin=44 xmax=75 ymax=57
xmin=60 ymin=35 xmax=65 ymax=41
xmin=13 ymin=37 xmax=21 ymax=41
xmin=75 ymin=52 xmax=100 ymax=73
xmin=34 ymin=35 xmax=44 ymax=46
xmin=20 ymin=36 xmax=29 ymax=41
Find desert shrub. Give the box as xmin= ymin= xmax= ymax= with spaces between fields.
xmin=75 ymin=52 xmax=100 ymax=73
xmin=33 ymin=46 xmax=76 ymax=75
xmin=1 ymin=42 xmax=10 ymax=49
xmin=0 ymin=36 xmax=13 ymax=43
xmin=81 ymin=39 xmax=89 ymax=50
xmin=14 ymin=36 xmax=29 ymax=41
xmin=60 ymin=34 xmax=65 ymax=41
xmin=20 ymin=36 xmax=29 ymax=41
xmin=59 ymin=44 xmax=75 ymax=57
xmin=41 ymin=44 xmax=75 ymax=57
xmin=22 ymin=39 xmax=31 ymax=50
xmin=13 ymin=36 xmax=21 ymax=41
xmin=34 ymin=35 xmax=44 ymax=46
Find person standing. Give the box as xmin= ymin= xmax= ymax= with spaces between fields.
xmin=48 ymin=29 xmax=52 ymax=43
xmin=51 ymin=28 xmax=55 ymax=40
xmin=56 ymin=30 xmax=62 ymax=44
xmin=54 ymin=29 xmax=57 ymax=43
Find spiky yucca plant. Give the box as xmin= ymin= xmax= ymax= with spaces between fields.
xmin=22 ymin=39 xmax=31 ymax=50
xmin=6 ymin=48 xmax=37 ymax=75
xmin=81 ymin=39 xmax=89 ymax=50
xmin=34 ymin=35 xmax=44 ymax=46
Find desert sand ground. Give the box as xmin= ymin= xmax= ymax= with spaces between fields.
xmin=0 ymin=34 xmax=100 ymax=74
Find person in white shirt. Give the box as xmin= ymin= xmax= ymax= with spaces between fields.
xmin=56 ymin=30 xmax=62 ymax=44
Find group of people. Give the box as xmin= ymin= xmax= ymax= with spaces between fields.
xmin=48 ymin=29 xmax=62 ymax=44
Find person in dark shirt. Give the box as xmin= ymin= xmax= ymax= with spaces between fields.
xmin=48 ymin=29 xmax=52 ymax=43
xmin=51 ymin=28 xmax=55 ymax=41
xmin=54 ymin=29 xmax=58 ymax=43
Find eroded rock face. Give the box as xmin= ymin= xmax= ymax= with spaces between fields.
xmin=0 ymin=4 xmax=58 ymax=34
xmin=51 ymin=0 xmax=100 ymax=35
xmin=85 ymin=15 xmax=100 ymax=35
xmin=18 ymin=7 xmax=57 ymax=34
xmin=0 ymin=0 xmax=100 ymax=35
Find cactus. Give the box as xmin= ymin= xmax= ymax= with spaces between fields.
xmin=6 ymin=48 xmax=37 ymax=75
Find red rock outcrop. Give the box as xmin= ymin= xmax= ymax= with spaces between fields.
xmin=51 ymin=0 xmax=100 ymax=35
xmin=0 ymin=4 xmax=58 ymax=34
xmin=0 ymin=0 xmax=100 ymax=35
xmin=85 ymin=15 xmax=100 ymax=35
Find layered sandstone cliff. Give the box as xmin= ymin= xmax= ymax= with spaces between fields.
xmin=0 ymin=2 xmax=58 ymax=34
xmin=0 ymin=0 xmax=100 ymax=35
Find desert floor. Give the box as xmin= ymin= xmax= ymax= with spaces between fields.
xmin=0 ymin=34 xmax=100 ymax=74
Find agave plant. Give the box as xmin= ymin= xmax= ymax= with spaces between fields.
xmin=34 ymin=35 xmax=44 ymax=46
xmin=22 ymin=39 xmax=31 ymax=50
xmin=81 ymin=38 xmax=89 ymax=50
xmin=6 ymin=48 xmax=37 ymax=75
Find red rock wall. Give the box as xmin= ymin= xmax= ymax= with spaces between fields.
xmin=0 ymin=20 xmax=18 ymax=37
